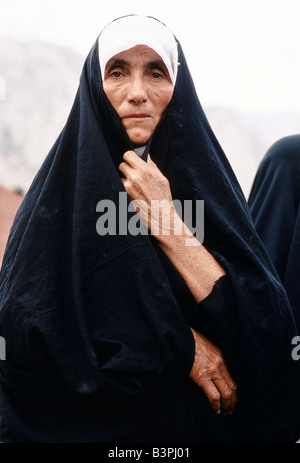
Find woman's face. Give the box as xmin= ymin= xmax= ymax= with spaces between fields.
xmin=103 ymin=45 xmax=174 ymax=147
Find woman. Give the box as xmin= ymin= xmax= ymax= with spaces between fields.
xmin=248 ymin=134 xmax=300 ymax=331
xmin=0 ymin=15 xmax=298 ymax=443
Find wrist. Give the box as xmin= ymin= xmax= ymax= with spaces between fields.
xmin=152 ymin=205 xmax=193 ymax=244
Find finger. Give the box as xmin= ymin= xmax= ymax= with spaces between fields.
xmin=218 ymin=377 xmax=237 ymax=414
xmin=123 ymin=150 xmax=145 ymax=168
xmin=227 ymin=378 xmax=238 ymax=409
xmin=228 ymin=382 xmax=238 ymax=414
xmin=120 ymin=177 xmax=133 ymax=198
xmin=217 ymin=363 xmax=238 ymax=413
xmin=228 ymin=393 xmax=238 ymax=416
xmin=119 ymin=161 xmax=132 ymax=178
xmin=215 ymin=361 xmax=238 ymax=408
xmin=213 ymin=377 xmax=237 ymax=415
xmin=201 ymin=380 xmax=221 ymax=414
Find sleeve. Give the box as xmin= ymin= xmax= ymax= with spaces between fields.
xmin=176 ymin=325 xmax=196 ymax=375
xmin=191 ymin=274 xmax=239 ymax=363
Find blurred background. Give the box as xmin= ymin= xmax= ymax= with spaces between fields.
xmin=0 ymin=0 xmax=300 ymax=263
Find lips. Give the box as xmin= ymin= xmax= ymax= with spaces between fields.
xmin=122 ymin=113 xmax=151 ymax=119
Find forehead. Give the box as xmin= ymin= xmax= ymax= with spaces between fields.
xmin=105 ymin=45 xmax=165 ymax=69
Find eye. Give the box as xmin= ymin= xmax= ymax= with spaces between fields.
xmin=105 ymin=67 xmax=126 ymax=80
xmin=110 ymin=71 xmax=123 ymax=78
xmin=151 ymin=71 xmax=163 ymax=79
xmin=148 ymin=64 xmax=170 ymax=81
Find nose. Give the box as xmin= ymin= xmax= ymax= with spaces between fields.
xmin=127 ymin=75 xmax=147 ymax=104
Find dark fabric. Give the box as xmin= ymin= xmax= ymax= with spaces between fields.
xmin=0 ymin=21 xmax=299 ymax=443
xmin=248 ymin=134 xmax=300 ymax=331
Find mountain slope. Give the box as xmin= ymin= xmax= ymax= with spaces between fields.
xmin=0 ymin=37 xmax=84 ymax=191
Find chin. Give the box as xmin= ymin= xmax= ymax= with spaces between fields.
xmin=127 ymin=132 xmax=151 ymax=148
xmin=132 ymin=142 xmax=148 ymax=148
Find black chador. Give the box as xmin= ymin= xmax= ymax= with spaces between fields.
xmin=0 ymin=19 xmax=299 ymax=443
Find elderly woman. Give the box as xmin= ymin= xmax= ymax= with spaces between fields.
xmin=0 ymin=15 xmax=298 ymax=443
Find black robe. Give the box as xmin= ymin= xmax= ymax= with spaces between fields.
xmin=248 ymin=134 xmax=300 ymax=331
xmin=0 ymin=27 xmax=299 ymax=443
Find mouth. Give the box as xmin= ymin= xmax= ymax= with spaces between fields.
xmin=122 ymin=113 xmax=152 ymax=120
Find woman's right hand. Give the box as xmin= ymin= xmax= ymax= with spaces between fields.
xmin=189 ymin=328 xmax=238 ymax=415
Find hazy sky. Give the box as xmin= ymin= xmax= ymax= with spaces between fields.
xmin=1 ymin=0 xmax=300 ymax=113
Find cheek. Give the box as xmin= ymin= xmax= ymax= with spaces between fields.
xmin=103 ymin=83 xmax=122 ymax=113
xmin=154 ymin=88 xmax=174 ymax=115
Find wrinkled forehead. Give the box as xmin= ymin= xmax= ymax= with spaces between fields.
xmin=98 ymin=15 xmax=179 ymax=85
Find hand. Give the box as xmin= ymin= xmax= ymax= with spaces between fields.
xmin=119 ymin=151 xmax=226 ymax=303
xmin=189 ymin=328 xmax=237 ymax=415
xmin=119 ymin=151 xmax=177 ymax=234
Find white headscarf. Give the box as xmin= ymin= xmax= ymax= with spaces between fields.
xmin=98 ymin=15 xmax=179 ymax=85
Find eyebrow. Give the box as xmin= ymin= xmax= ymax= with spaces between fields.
xmin=106 ymin=59 xmax=128 ymax=71
xmin=105 ymin=58 xmax=169 ymax=75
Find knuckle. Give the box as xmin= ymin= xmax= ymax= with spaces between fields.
xmin=123 ymin=150 xmax=132 ymax=160
xmin=216 ymin=357 xmax=223 ymax=369
xmin=231 ymin=382 xmax=237 ymax=392
xmin=210 ymin=366 xmax=219 ymax=377
xmin=124 ymin=180 xmax=133 ymax=194
xmin=128 ymin=170 xmax=136 ymax=181
xmin=222 ymin=389 xmax=233 ymax=400
xmin=129 ymin=171 xmax=141 ymax=186
xmin=210 ymin=391 xmax=221 ymax=403
xmin=119 ymin=162 xmax=126 ymax=173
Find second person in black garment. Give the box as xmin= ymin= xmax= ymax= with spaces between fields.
xmin=249 ymin=134 xmax=300 ymax=332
